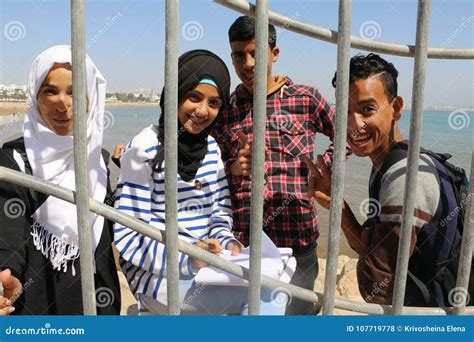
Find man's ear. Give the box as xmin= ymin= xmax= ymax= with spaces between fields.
xmin=271 ymin=47 xmax=280 ymax=62
xmin=392 ymin=96 xmax=404 ymax=121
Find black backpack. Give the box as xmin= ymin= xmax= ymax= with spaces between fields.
xmin=370 ymin=140 xmax=472 ymax=307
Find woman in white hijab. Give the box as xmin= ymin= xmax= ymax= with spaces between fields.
xmin=0 ymin=45 xmax=120 ymax=315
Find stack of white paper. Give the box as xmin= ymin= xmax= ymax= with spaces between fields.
xmin=195 ymin=233 xmax=294 ymax=286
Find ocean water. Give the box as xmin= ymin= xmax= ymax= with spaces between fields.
xmin=314 ymin=109 xmax=473 ymax=255
xmin=1 ymin=107 xmax=472 ymax=256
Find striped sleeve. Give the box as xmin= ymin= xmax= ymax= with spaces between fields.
xmin=208 ymin=144 xmax=239 ymax=249
xmin=378 ymin=155 xmax=439 ymax=230
xmin=114 ymin=130 xmax=195 ymax=279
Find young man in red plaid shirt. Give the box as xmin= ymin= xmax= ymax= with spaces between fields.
xmin=213 ymin=16 xmax=348 ymax=315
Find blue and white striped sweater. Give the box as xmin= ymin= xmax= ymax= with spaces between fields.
xmin=114 ymin=125 xmax=237 ymax=304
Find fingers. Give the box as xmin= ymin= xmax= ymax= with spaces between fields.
xmin=304 ymin=157 xmax=318 ymax=202
xmin=0 ymin=295 xmax=14 ymax=316
xmin=204 ymin=239 xmax=223 ymax=255
xmin=0 ymin=296 xmax=11 ymax=307
xmin=239 ymin=163 xmax=251 ymax=177
xmin=237 ymin=131 xmax=250 ymax=149
xmin=0 ymin=306 xmax=14 ymax=316
xmin=190 ymin=257 xmax=208 ymax=270
xmin=238 ymin=151 xmax=252 ymax=177
xmin=316 ymin=155 xmax=331 ymax=178
xmin=193 ymin=239 xmax=223 ymax=270
xmin=228 ymin=241 xmax=243 ymax=256
xmin=304 ymin=157 xmax=319 ymax=177
xmin=1 ymin=269 xmax=20 ymax=289
xmin=113 ymin=145 xmax=126 ymax=159
xmin=236 ymin=131 xmax=253 ymax=177
xmin=0 ymin=268 xmax=11 ymax=281
xmin=314 ymin=191 xmax=331 ymax=210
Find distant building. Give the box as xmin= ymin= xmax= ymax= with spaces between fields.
xmin=149 ymin=89 xmax=159 ymax=102
xmin=0 ymin=84 xmax=27 ymax=94
xmin=106 ymin=94 xmax=119 ymax=103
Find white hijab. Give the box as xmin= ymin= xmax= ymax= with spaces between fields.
xmin=23 ymin=45 xmax=107 ymax=275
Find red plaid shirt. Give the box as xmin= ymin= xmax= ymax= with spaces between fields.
xmin=214 ymin=77 xmax=346 ymax=254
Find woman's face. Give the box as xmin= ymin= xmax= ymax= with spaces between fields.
xmin=178 ymin=83 xmax=223 ymax=135
xmin=37 ymin=63 xmax=73 ymax=136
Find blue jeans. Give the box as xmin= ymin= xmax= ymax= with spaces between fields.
xmin=138 ymin=279 xmax=288 ymax=315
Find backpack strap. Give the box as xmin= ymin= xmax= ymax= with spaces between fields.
xmin=407 ymin=270 xmax=437 ymax=306
xmin=369 ymin=141 xmax=410 ymax=206
xmin=2 ymin=138 xmax=41 ymax=204
xmin=370 ymin=140 xmax=439 ymax=306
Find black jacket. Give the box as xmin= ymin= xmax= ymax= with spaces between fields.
xmin=0 ymin=138 xmax=121 ymax=315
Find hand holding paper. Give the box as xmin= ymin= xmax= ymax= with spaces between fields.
xmin=195 ymin=233 xmax=295 ymax=286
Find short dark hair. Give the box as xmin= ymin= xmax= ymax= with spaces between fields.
xmin=332 ymin=53 xmax=399 ymax=101
xmin=228 ymin=15 xmax=277 ymax=49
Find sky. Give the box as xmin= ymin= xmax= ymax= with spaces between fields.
xmin=0 ymin=0 xmax=473 ymax=107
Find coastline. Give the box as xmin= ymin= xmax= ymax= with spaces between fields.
xmin=0 ymin=101 xmax=159 ymax=116
xmin=1 ymin=101 xmax=471 ymax=116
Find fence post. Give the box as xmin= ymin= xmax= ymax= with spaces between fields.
xmin=247 ymin=0 xmax=269 ymax=316
xmin=164 ymin=0 xmax=180 ymax=315
xmin=321 ymin=0 xmax=351 ymax=316
xmin=391 ymin=0 xmax=431 ymax=315
xmin=453 ymin=152 xmax=474 ymax=315
xmin=71 ymin=0 xmax=97 ymax=315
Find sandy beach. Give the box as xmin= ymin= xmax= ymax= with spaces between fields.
xmin=0 ymin=102 xmax=28 ymax=116
xmin=0 ymin=101 xmax=159 ymax=116
xmin=116 ymin=253 xmax=365 ymax=315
